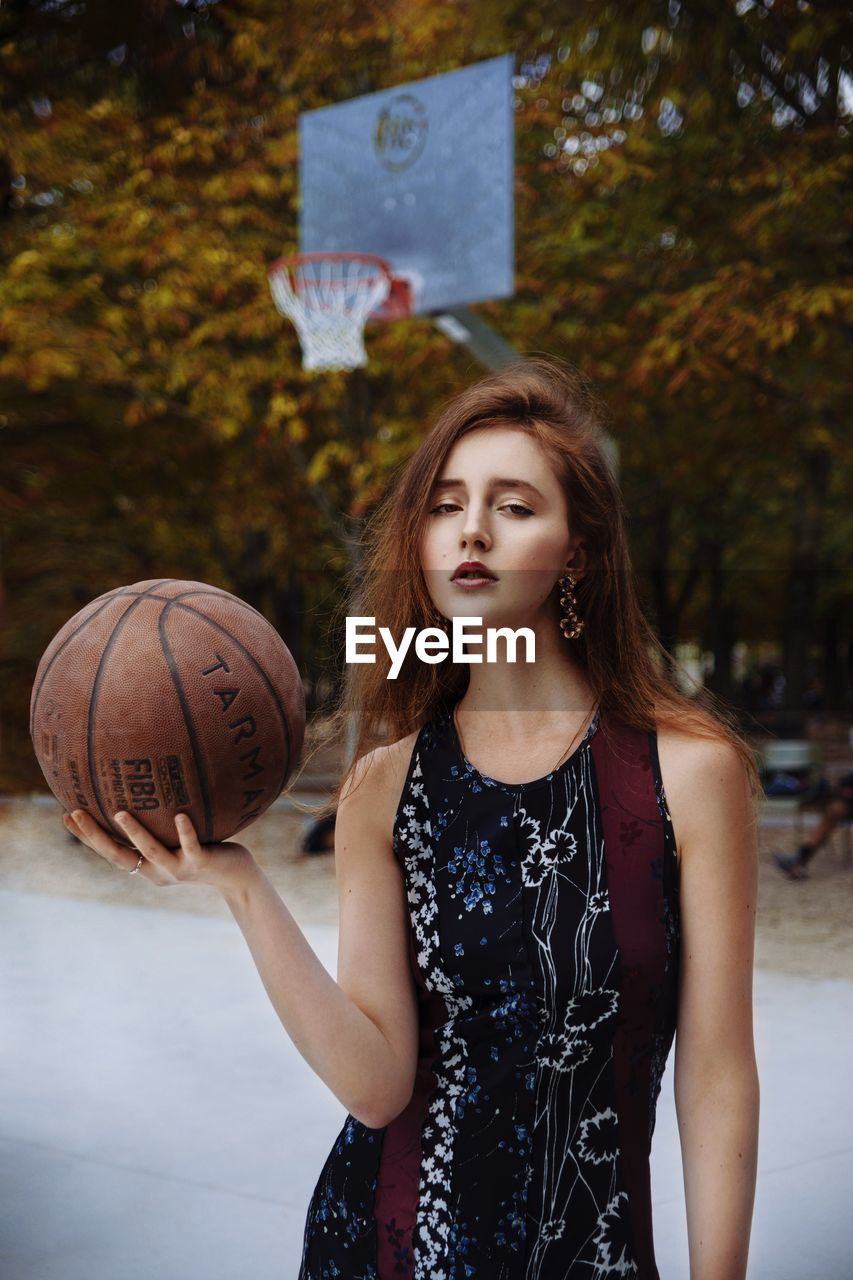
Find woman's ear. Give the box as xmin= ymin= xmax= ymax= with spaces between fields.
xmin=565 ymin=540 xmax=589 ymax=579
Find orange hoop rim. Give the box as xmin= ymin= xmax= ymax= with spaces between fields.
xmin=267 ymin=251 xmax=393 ymax=283
xmin=267 ymin=251 xmax=414 ymax=324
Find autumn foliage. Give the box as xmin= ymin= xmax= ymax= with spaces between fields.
xmin=1 ymin=0 xmax=850 ymax=788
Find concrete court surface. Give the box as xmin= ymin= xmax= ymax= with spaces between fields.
xmin=1 ymin=886 xmax=851 ymax=1280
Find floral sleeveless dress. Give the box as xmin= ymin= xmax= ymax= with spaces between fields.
xmin=298 ymin=701 xmax=681 ymax=1279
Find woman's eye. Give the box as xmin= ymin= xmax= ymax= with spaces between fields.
xmin=430 ymin=501 xmax=532 ymax=516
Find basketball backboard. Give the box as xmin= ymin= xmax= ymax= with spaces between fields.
xmin=298 ymin=53 xmax=515 ymax=317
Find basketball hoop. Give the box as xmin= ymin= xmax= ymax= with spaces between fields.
xmin=267 ymin=252 xmax=399 ymax=372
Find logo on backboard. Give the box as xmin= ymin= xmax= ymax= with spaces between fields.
xmin=374 ymin=94 xmax=428 ymax=171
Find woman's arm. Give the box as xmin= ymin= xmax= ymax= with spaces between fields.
xmin=65 ymin=745 xmax=419 ymax=1132
xmin=221 ymin=853 xmax=416 ymax=1129
xmin=221 ymin=744 xmax=419 ymax=1129
xmin=669 ymin=736 xmax=761 ymax=1280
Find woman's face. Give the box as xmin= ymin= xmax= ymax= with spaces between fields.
xmin=420 ymin=426 xmax=585 ymax=628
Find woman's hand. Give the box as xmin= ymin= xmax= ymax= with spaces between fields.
xmin=62 ymin=808 xmax=256 ymax=894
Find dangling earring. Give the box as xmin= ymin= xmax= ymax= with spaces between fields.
xmin=558 ymin=567 xmax=585 ymax=640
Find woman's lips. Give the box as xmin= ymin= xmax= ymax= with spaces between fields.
xmin=451 ymin=576 xmax=499 ymax=589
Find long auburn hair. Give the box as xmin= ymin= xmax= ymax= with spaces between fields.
xmin=292 ymin=356 xmax=762 ymax=821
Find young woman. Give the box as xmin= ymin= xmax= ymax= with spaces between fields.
xmin=64 ymin=358 xmax=761 ymax=1279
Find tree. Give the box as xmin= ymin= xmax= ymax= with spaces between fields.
xmin=1 ymin=0 xmax=850 ymax=786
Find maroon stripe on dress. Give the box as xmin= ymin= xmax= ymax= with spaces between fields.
xmin=590 ymin=718 xmax=668 ymax=1280
xmin=374 ymin=923 xmax=448 ymax=1278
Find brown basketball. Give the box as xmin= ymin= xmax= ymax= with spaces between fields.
xmin=30 ymin=579 xmax=306 ymax=849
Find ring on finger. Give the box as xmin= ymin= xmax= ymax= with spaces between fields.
xmin=128 ymin=853 xmax=145 ymax=875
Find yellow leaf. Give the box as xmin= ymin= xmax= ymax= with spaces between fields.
xmin=286 ymin=417 xmax=308 ymax=444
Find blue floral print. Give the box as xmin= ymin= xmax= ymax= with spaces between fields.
xmin=298 ymin=703 xmax=680 ymax=1280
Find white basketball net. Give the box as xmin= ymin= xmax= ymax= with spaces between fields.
xmin=268 ymin=254 xmax=392 ymax=372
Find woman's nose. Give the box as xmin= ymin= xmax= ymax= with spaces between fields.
xmin=461 ymin=530 xmax=489 ymax=550
xmin=460 ymin=510 xmax=491 ymax=549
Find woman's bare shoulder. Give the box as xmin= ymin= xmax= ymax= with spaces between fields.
xmin=342 ymin=729 xmax=420 ymax=787
xmin=382 ymin=728 xmax=423 ymax=770
xmin=340 ymin=729 xmax=422 ymax=848
xmin=656 ymin=721 xmax=733 ymax=758
xmin=656 ymin=726 xmax=748 ymax=865
xmin=656 ymin=725 xmax=743 ymax=785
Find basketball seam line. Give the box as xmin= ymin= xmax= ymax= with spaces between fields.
xmin=158 ymin=601 xmax=215 ymax=844
xmin=158 ymin=599 xmax=296 ymax=840
xmin=87 ymin=581 xmax=174 ymax=840
xmin=29 ymin=587 xmax=134 ymax=740
xmin=166 ymin=602 xmax=296 ymax=813
xmin=96 ymin=587 xmax=270 ymax=626
xmin=29 ymin=583 xmax=253 ymax=739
